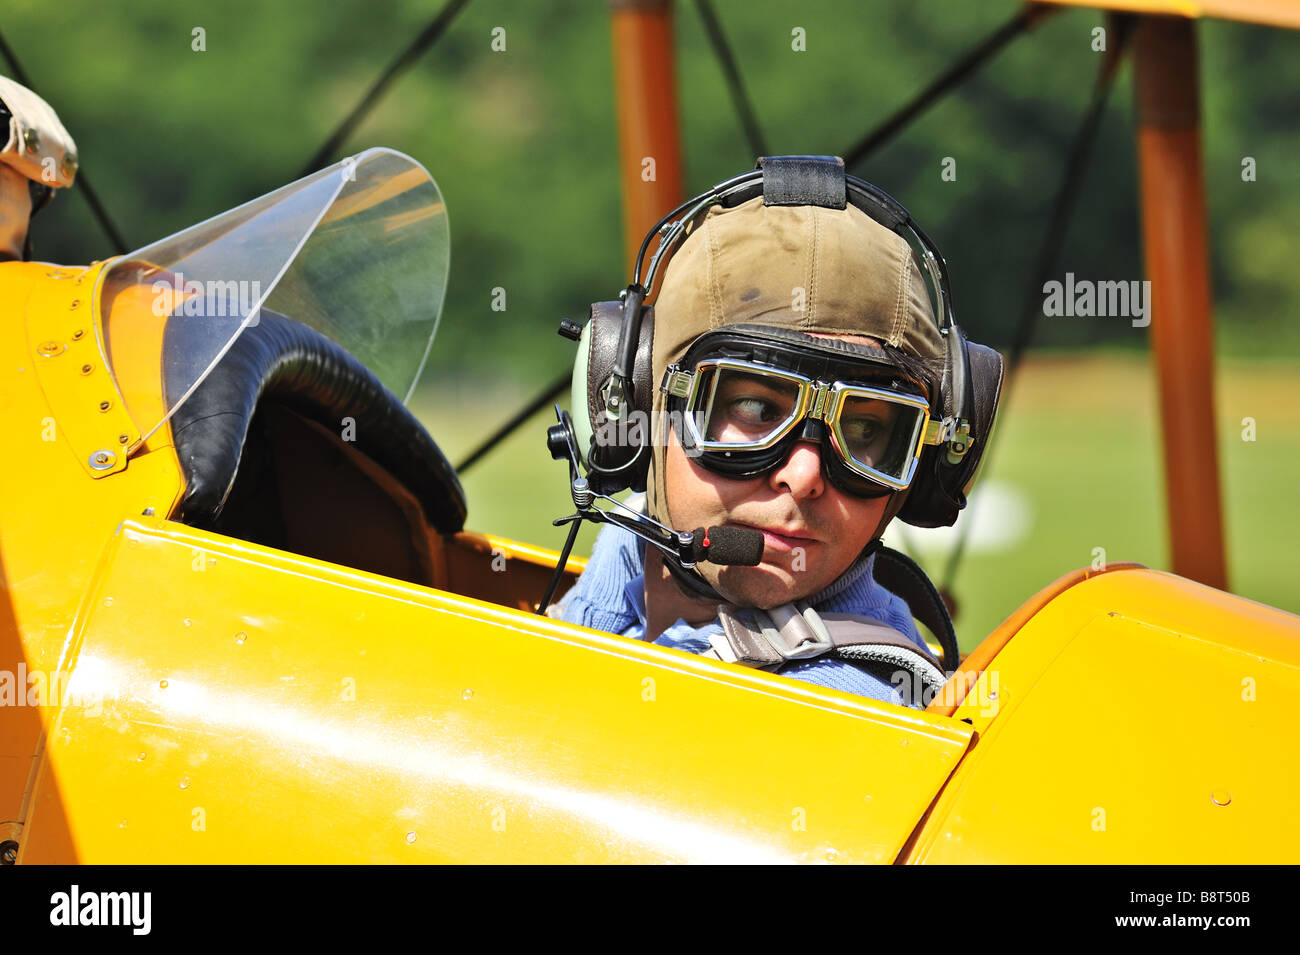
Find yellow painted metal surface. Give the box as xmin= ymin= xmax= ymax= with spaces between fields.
xmin=1029 ymin=0 xmax=1300 ymax=31
xmin=904 ymin=567 xmax=1300 ymax=863
xmin=456 ymin=529 xmax=588 ymax=576
xmin=0 ymin=261 xmax=184 ymax=835
xmin=20 ymin=519 xmax=973 ymax=864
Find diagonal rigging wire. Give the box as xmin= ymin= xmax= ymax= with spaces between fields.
xmin=457 ymin=0 xmax=771 ymax=476
xmin=939 ymin=14 xmax=1136 ymax=596
xmin=841 ymin=2 xmax=1057 ymax=170
xmin=692 ymin=0 xmax=767 ymax=159
xmin=297 ymin=0 xmax=472 ymax=178
xmin=455 ymin=369 xmax=571 ymax=473
xmin=0 ymin=28 xmax=129 ymax=254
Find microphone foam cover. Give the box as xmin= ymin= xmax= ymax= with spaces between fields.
xmin=690 ymin=526 xmax=764 ymax=566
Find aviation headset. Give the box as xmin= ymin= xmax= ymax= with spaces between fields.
xmin=562 ymin=155 xmax=1005 ymax=529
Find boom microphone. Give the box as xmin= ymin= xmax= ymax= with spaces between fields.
xmin=688 ymin=526 xmax=765 ymax=566
xmin=541 ymin=407 xmax=769 ymax=615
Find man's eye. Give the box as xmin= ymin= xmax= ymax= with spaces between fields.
xmin=842 ymin=417 xmax=883 ymax=442
xmin=728 ymin=396 xmax=779 ymax=425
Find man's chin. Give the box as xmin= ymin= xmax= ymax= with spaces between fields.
xmin=709 ymin=563 xmax=825 ymax=609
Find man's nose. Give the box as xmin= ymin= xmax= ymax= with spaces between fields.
xmin=768 ymin=439 xmax=825 ymax=500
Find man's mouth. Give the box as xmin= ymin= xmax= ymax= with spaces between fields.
xmin=730 ymin=522 xmax=817 ymax=554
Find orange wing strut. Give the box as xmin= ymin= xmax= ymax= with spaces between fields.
xmin=610 ymin=0 xmax=686 ymax=277
xmin=1134 ymin=15 xmax=1228 ymax=590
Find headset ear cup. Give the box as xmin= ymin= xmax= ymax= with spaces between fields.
xmin=899 ymin=338 xmax=1004 ymax=528
xmin=953 ymin=340 xmax=1005 ymax=494
xmin=628 ymin=306 xmax=655 ymax=492
xmin=898 ymin=447 xmax=956 ymax=528
xmin=568 ymin=320 xmax=593 ymax=469
xmin=575 ymin=301 xmax=655 ymax=494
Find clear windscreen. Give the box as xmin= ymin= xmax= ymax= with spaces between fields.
xmin=97 ymin=148 xmax=449 ymax=445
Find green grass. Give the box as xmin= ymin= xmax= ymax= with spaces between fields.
xmin=415 ymin=354 xmax=1300 ymax=652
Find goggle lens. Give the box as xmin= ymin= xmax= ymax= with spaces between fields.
xmin=697 ymin=367 xmax=803 ymax=446
xmin=833 ymin=391 xmax=928 ymax=484
xmin=678 ymin=360 xmax=931 ymax=494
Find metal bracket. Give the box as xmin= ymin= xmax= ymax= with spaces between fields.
xmin=661 ymin=366 xmax=692 ymax=398
xmin=946 ymin=422 xmax=973 ymax=464
xmin=25 ymin=263 xmax=139 ymax=478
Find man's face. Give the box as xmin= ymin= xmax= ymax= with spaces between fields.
xmin=661 ymin=333 xmax=895 ymax=609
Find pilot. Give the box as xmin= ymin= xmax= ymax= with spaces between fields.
xmin=0 ymin=76 xmax=78 ymax=262
xmin=550 ymin=158 xmax=998 ymax=707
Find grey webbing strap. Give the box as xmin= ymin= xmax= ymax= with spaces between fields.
xmin=708 ymin=602 xmax=944 ymax=676
xmin=832 ymin=641 xmax=948 ymax=699
xmin=821 ymin=613 xmax=943 ymax=671
xmin=710 ymin=602 xmax=833 ymax=668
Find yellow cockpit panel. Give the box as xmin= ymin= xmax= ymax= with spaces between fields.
xmin=20 ymin=519 xmax=973 ymax=864
xmin=906 ymin=568 xmax=1300 ymax=863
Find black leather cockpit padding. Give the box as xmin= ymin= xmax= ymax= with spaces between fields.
xmin=166 ymin=308 xmax=466 ymax=534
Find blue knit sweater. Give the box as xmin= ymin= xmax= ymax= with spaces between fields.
xmin=553 ymin=520 xmax=928 ymax=705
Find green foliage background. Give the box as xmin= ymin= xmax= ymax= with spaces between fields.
xmin=5 ymin=0 xmax=1298 ymax=644
xmin=13 ymin=1 xmax=1300 ymax=367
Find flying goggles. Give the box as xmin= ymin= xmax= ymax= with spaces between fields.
xmin=661 ymin=325 xmax=953 ymax=499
